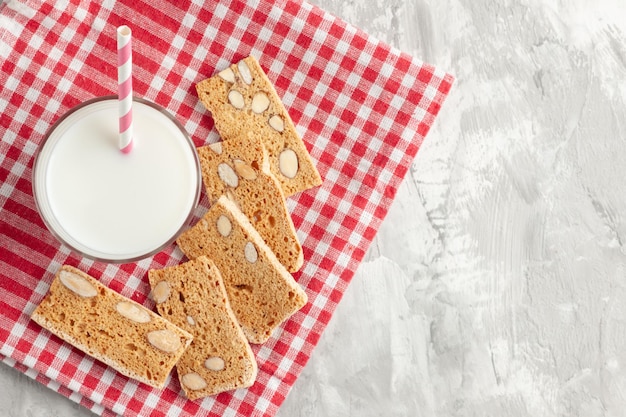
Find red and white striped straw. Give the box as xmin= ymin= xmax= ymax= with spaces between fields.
xmin=117 ymin=25 xmax=133 ymax=153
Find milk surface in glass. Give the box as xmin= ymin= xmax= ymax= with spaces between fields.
xmin=33 ymin=97 xmax=201 ymax=262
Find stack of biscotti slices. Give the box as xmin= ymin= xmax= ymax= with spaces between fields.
xmin=175 ymin=196 xmax=308 ymax=344
xmin=196 ymin=134 xmax=304 ymax=272
xmin=32 ymin=261 xmax=261 ymax=398
xmin=161 ymin=56 xmax=320 ymax=398
xmin=194 ymin=55 xmax=323 ymax=274
xmin=182 ymin=55 xmax=323 ymax=343
xmin=196 ymin=55 xmax=322 ymax=198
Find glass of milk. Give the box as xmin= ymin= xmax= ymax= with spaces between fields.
xmin=32 ymin=96 xmax=202 ymax=263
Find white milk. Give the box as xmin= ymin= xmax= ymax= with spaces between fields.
xmin=33 ymin=98 xmax=200 ymax=262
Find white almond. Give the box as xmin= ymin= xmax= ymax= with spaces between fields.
xmin=217 ymin=67 xmax=236 ymax=84
xmin=244 ymin=241 xmax=258 ymax=263
xmin=182 ymin=372 xmax=208 ymax=390
xmin=152 ymin=281 xmax=171 ymax=304
xmin=268 ymin=114 xmax=285 ymax=132
xmin=147 ymin=329 xmax=181 ymax=353
xmin=208 ymin=142 xmax=223 ymax=155
xmin=187 ymin=315 xmax=196 ymax=326
xmin=217 ymin=163 xmax=239 ymax=188
xmin=279 ymin=148 xmax=299 ymax=179
xmin=251 ymin=92 xmax=270 ymax=114
xmin=233 ymin=159 xmax=257 ymax=180
xmin=216 ymin=215 xmax=232 ymax=237
xmin=228 ymin=90 xmax=245 ymax=109
xmin=59 ymin=270 xmax=97 ymax=298
xmin=237 ymin=60 xmax=253 ymax=84
xmin=204 ymin=356 xmax=225 ymax=372
xmin=116 ymin=301 xmax=151 ymax=324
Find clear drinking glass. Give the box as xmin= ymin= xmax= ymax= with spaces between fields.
xmin=32 ymin=96 xmax=201 ymax=263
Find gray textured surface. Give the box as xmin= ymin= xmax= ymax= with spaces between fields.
xmin=0 ymin=366 xmax=89 ymax=417
xmin=5 ymin=0 xmax=626 ymax=416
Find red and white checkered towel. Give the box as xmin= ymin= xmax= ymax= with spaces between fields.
xmin=0 ymin=0 xmax=453 ymax=415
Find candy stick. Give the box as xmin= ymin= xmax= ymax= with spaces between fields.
xmin=117 ymin=25 xmax=133 ymax=153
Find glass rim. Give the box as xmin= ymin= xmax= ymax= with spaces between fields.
xmin=32 ymin=95 xmax=202 ymax=264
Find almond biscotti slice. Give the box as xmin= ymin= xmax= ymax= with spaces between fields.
xmin=31 ymin=265 xmax=193 ymax=389
xmin=196 ymin=55 xmax=322 ymax=197
xmin=148 ymin=256 xmax=257 ymax=399
xmin=176 ymin=196 xmax=308 ymax=344
xmin=197 ymin=135 xmax=303 ymax=272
